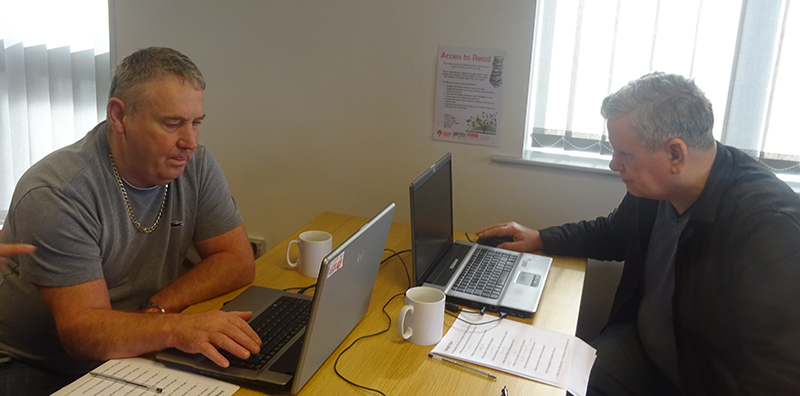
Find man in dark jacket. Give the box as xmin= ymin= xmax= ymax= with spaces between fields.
xmin=478 ymin=72 xmax=800 ymax=395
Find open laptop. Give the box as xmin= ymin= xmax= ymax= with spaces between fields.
xmin=409 ymin=153 xmax=551 ymax=318
xmin=157 ymin=203 xmax=396 ymax=394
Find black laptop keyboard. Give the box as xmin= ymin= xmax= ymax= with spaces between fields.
xmin=222 ymin=295 xmax=312 ymax=371
xmin=451 ymin=247 xmax=518 ymax=299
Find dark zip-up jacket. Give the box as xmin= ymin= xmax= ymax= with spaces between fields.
xmin=540 ymin=143 xmax=800 ymax=395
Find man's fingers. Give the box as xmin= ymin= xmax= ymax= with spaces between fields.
xmin=228 ymin=311 xmax=261 ymax=352
xmin=210 ymin=332 xmax=254 ymax=361
xmin=223 ymin=326 xmax=261 ymax=357
xmin=498 ymin=240 xmax=528 ymax=252
xmin=199 ymin=342 xmax=230 ymax=368
xmin=172 ymin=310 xmax=264 ymax=367
xmin=0 ymin=243 xmax=36 ymax=258
xmin=208 ymin=312 xmax=261 ymax=359
xmin=496 ymin=242 xmax=512 ymax=250
xmin=476 ymin=223 xmax=510 ymax=237
xmin=232 ymin=310 xmax=254 ymax=321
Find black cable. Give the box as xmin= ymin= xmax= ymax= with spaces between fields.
xmin=333 ymin=292 xmax=405 ymax=396
xmin=284 ymin=249 xmax=410 ymax=294
xmin=381 ymin=248 xmax=410 ymax=264
xmin=298 ymin=284 xmax=315 ymax=294
xmin=286 ymin=247 xmax=503 ymax=395
xmin=282 ymin=284 xmax=315 ymax=294
xmin=331 ymin=249 xmax=413 ymax=394
xmin=382 ymin=248 xmax=412 ymax=289
xmin=465 ymin=232 xmax=475 ymax=243
xmin=446 ymin=310 xmax=507 ymax=326
xmin=281 ymin=249 xmax=413 ymax=394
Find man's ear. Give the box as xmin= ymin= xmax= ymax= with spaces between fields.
xmin=666 ymin=138 xmax=688 ymax=174
xmin=107 ymin=98 xmax=127 ymax=134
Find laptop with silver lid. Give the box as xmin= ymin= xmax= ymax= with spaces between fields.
xmin=157 ymin=203 xmax=396 ymax=394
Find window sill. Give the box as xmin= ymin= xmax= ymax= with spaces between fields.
xmin=492 ymin=148 xmax=617 ymax=177
xmin=493 ymin=149 xmax=800 ymax=194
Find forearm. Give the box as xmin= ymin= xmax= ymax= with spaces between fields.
xmin=151 ymin=251 xmax=255 ymax=313
xmin=56 ymin=309 xmax=177 ymax=361
xmin=53 ymin=306 xmax=260 ymax=367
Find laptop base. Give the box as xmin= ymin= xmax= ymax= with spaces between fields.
xmin=444 ymin=295 xmax=533 ymax=319
xmin=160 ymin=360 xmax=293 ymax=395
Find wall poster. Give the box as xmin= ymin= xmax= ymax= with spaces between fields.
xmin=433 ymin=45 xmax=506 ymax=147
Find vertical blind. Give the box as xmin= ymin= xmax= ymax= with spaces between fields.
xmin=0 ymin=0 xmax=110 ymax=226
xmin=526 ymin=0 xmax=799 ymax=173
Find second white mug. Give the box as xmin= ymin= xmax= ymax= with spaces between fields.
xmin=286 ymin=230 xmax=332 ymax=278
xmin=397 ymin=286 xmax=446 ymax=346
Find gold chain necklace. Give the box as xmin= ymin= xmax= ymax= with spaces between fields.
xmin=109 ymin=153 xmax=169 ymax=233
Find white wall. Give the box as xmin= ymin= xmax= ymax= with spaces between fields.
xmin=110 ymin=0 xmax=626 ymax=250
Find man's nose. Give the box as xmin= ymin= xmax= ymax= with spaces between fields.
xmin=609 ymin=156 xmax=622 ymax=172
xmin=178 ymin=126 xmax=199 ymax=150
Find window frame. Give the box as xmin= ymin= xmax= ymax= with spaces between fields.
xmin=515 ymin=0 xmax=800 ymax=193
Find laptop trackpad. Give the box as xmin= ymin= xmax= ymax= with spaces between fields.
xmin=270 ymin=339 xmax=303 ymax=375
xmin=515 ymin=272 xmax=542 ymax=287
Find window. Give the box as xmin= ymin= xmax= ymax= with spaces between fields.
xmin=0 ymin=0 xmax=110 ymax=226
xmin=522 ymin=0 xmax=799 ymax=188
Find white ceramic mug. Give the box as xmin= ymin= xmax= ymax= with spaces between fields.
xmin=286 ymin=230 xmax=332 ymax=278
xmin=397 ymin=286 xmax=446 ymax=346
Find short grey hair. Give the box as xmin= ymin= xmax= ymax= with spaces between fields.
xmin=109 ymin=47 xmax=205 ymax=113
xmin=601 ymin=72 xmax=715 ymax=150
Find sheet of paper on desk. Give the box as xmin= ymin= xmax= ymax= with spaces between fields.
xmin=51 ymin=357 xmax=239 ymax=396
xmin=431 ymin=312 xmax=596 ymax=396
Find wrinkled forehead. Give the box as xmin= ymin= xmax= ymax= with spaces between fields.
xmin=607 ymin=114 xmax=648 ymax=150
xmin=127 ymin=74 xmax=205 ymax=113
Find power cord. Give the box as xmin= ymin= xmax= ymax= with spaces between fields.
xmin=381 ymin=248 xmax=411 ymax=289
xmin=282 ymin=284 xmax=315 ymax=294
xmin=445 ymin=305 xmax=508 ymax=326
xmin=332 ymin=296 xmax=507 ymax=395
xmin=283 ymin=248 xmax=410 ymax=295
xmin=331 ymin=248 xmax=411 ymax=395
xmin=281 ymin=249 xmax=414 ymax=395
xmin=333 ymin=292 xmax=405 ymax=396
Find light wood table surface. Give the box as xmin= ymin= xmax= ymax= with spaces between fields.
xmin=183 ymin=212 xmax=587 ymax=395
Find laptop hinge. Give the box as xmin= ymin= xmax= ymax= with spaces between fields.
xmin=425 ymin=243 xmax=471 ymax=286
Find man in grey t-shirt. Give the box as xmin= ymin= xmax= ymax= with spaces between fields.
xmin=0 ymin=47 xmax=262 ymax=394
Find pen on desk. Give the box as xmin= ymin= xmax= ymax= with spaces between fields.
xmin=428 ymin=353 xmax=497 ymax=380
xmin=90 ymin=371 xmax=163 ymax=394
xmin=502 ymin=385 xmax=510 ymax=396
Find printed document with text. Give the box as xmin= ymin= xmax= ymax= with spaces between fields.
xmin=431 ymin=312 xmax=596 ymax=396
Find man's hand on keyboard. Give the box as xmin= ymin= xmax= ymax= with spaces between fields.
xmin=169 ymin=310 xmax=262 ymax=368
xmin=476 ymin=222 xmax=544 ymax=253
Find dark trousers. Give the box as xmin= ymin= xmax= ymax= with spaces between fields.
xmin=586 ymin=322 xmax=680 ymax=396
xmin=0 ymin=357 xmax=82 ymax=396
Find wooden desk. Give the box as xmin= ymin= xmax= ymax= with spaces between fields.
xmin=184 ymin=212 xmax=587 ymax=395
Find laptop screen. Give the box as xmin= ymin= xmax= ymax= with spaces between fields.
xmin=410 ymin=153 xmax=454 ymax=286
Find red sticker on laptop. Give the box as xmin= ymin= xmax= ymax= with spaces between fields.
xmin=327 ymin=252 xmax=344 ymax=278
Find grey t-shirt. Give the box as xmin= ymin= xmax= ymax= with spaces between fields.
xmin=0 ymin=121 xmax=243 ymax=373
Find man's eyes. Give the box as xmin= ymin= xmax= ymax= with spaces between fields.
xmin=612 ymin=151 xmax=632 ymax=161
xmin=164 ymin=120 xmax=202 ymax=128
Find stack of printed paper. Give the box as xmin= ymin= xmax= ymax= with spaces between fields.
xmin=51 ymin=357 xmax=239 ymax=396
xmin=431 ymin=312 xmax=596 ymax=396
